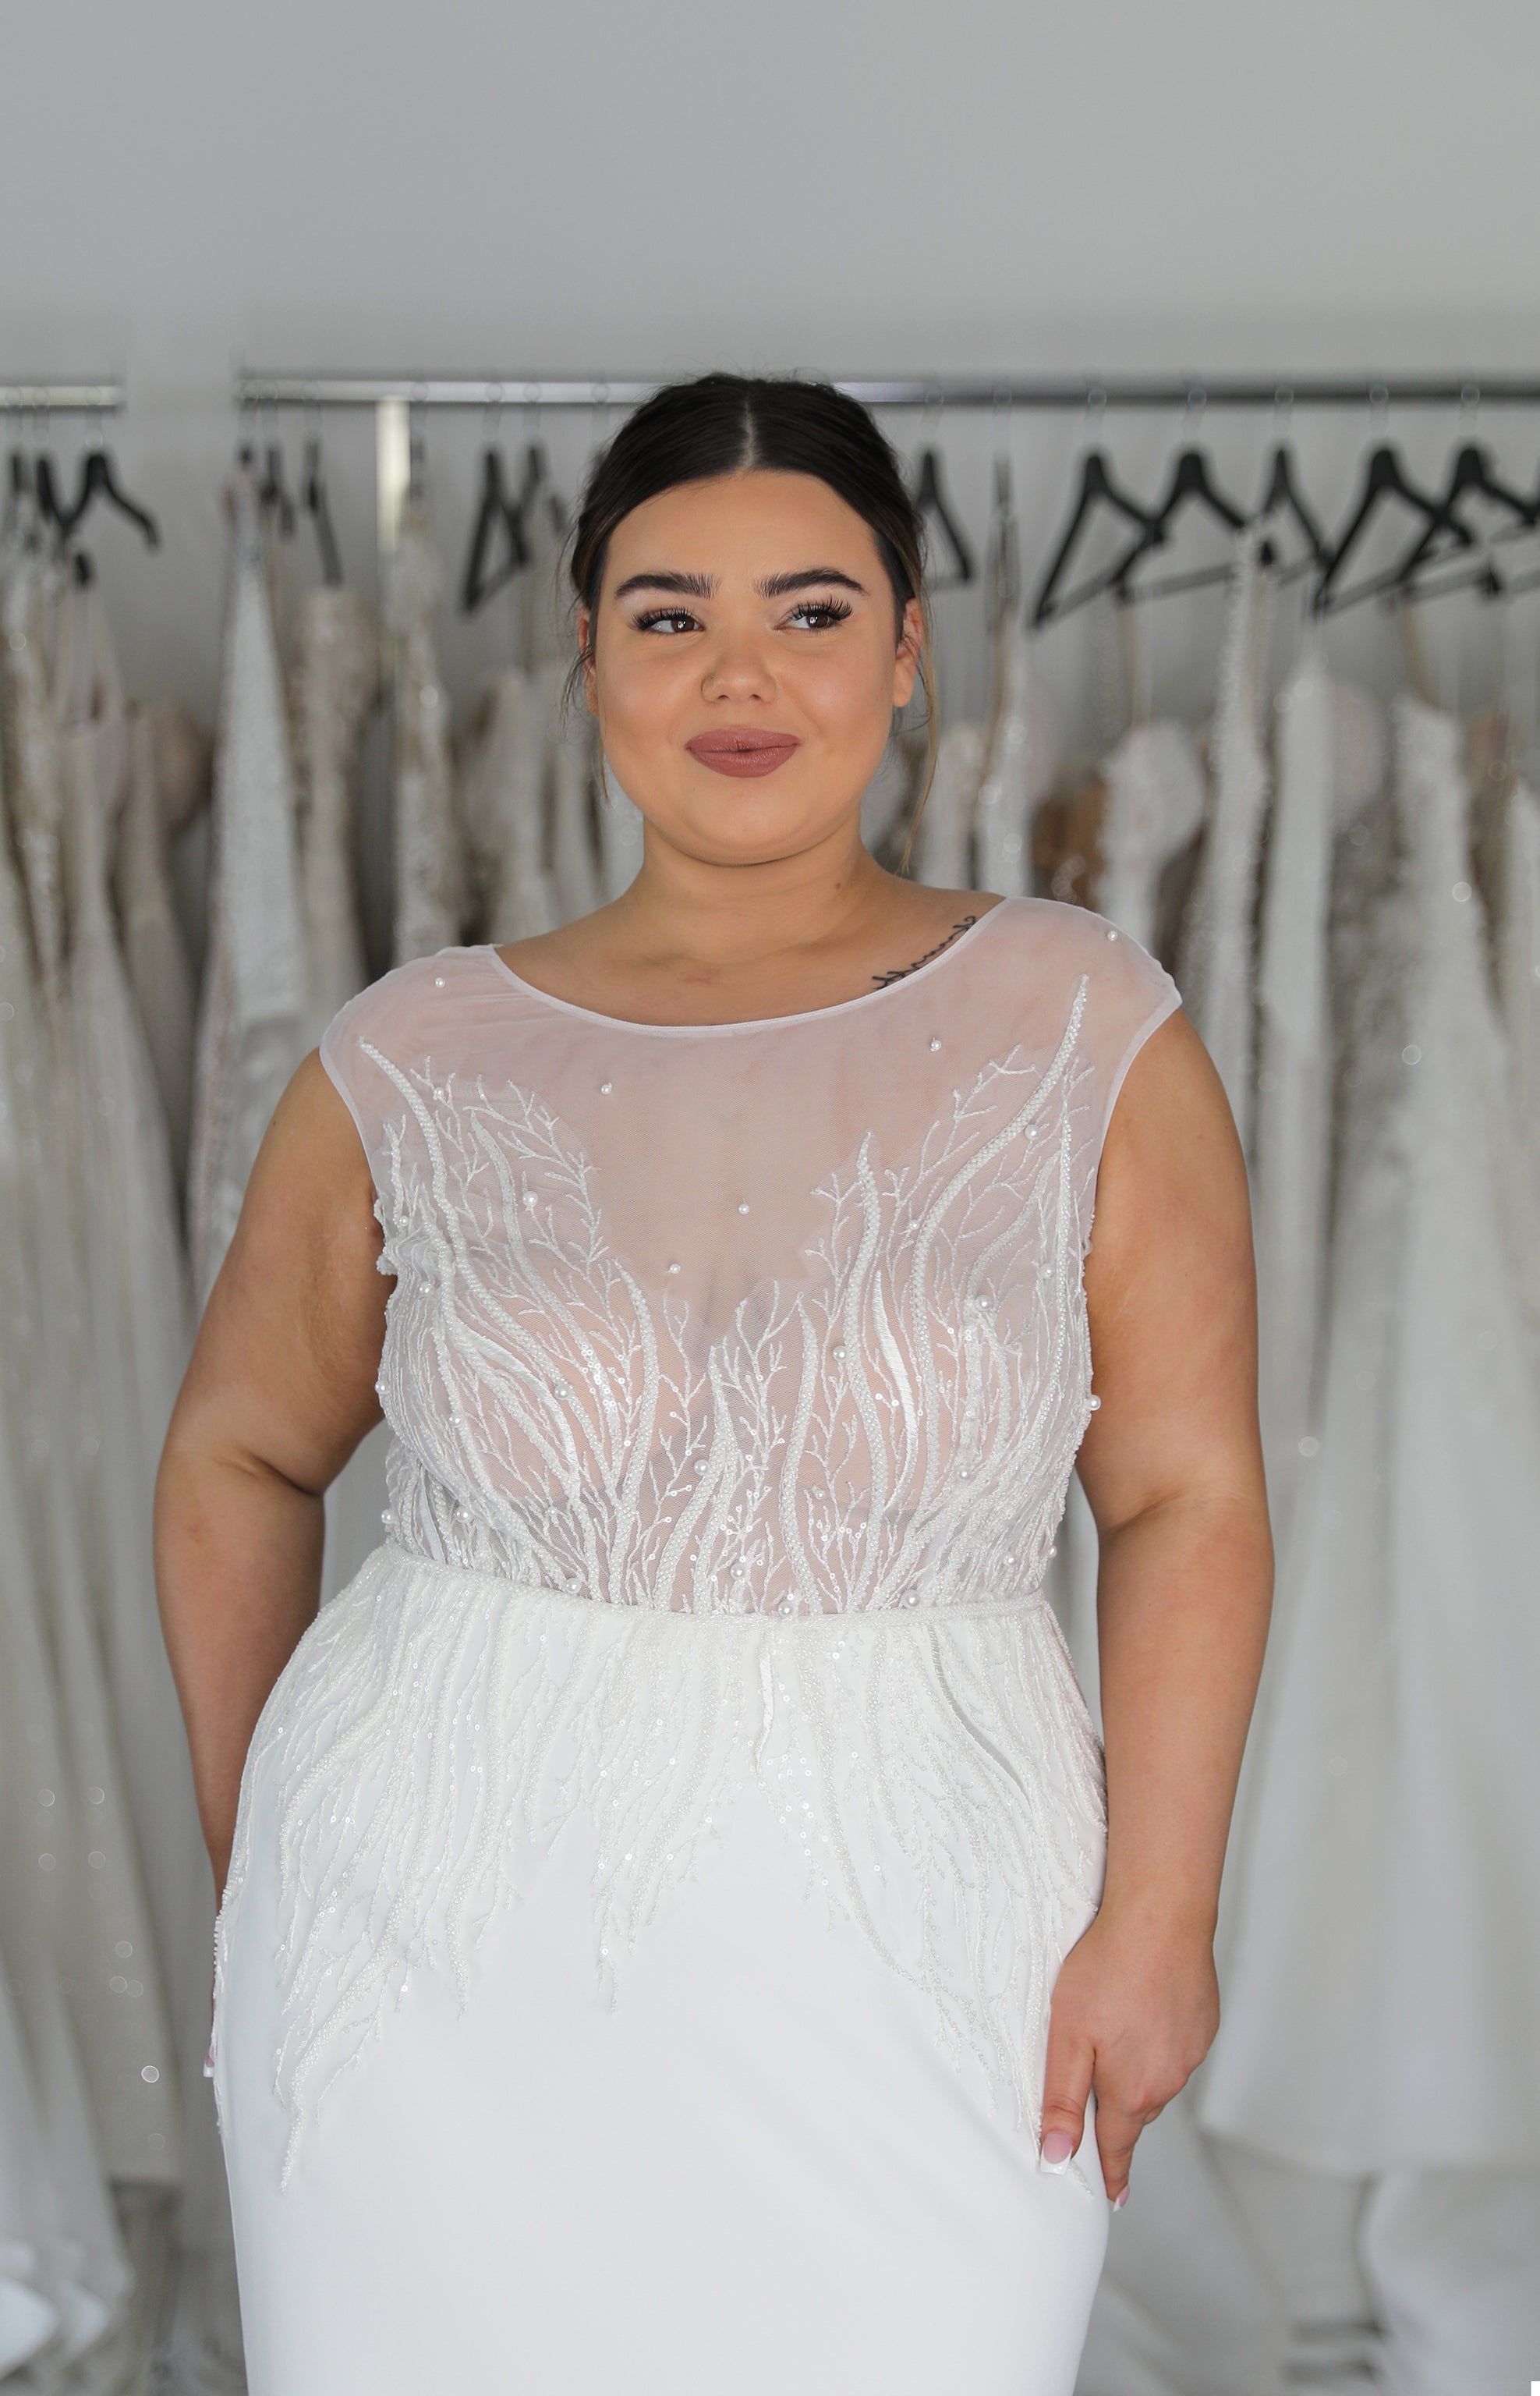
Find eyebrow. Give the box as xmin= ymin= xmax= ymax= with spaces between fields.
xmin=611 ymin=565 xmax=870 ymax=603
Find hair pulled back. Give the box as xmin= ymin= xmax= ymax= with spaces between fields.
xmin=568 ymin=374 xmax=936 ymax=837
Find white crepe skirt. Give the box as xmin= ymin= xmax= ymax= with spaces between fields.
xmin=213 ymin=1548 xmax=1111 ymax=2394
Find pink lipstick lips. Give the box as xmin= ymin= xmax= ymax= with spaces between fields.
xmin=685 ymin=728 xmax=802 ymax=779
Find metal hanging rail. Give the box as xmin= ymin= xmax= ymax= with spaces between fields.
xmin=0 ymin=380 xmax=123 ymax=413
xmin=235 ymin=368 xmax=1540 ymax=557
xmin=236 ymin=371 xmax=1540 ymax=412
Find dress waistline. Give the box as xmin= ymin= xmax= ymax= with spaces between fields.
xmin=377 ymin=1539 xmax=1053 ymax=1629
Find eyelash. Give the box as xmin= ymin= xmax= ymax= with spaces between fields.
xmin=631 ymin=595 xmax=854 ymax=636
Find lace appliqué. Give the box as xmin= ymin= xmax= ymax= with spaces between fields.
xmin=214 ymin=1547 xmax=1107 ymax=2196
xmin=360 ymin=975 xmax=1097 ymax=1619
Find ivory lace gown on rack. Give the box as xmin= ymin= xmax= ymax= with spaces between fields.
xmin=1201 ymin=698 xmax=1540 ymax=2172
xmin=214 ymin=895 xmax=1181 ymax=2396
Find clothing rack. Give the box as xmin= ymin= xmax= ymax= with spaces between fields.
xmin=234 ymin=370 xmax=1540 ymax=556
xmin=0 ymin=381 xmax=123 ymax=413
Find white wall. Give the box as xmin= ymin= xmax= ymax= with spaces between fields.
xmin=4 ymin=0 xmax=1538 ymax=729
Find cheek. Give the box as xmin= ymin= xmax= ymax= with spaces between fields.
xmin=789 ymin=639 xmax=898 ymax=741
xmin=593 ymin=647 xmax=692 ymax=742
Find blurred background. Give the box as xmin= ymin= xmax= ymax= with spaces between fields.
xmin=1 ymin=3 xmax=1536 ymax=2389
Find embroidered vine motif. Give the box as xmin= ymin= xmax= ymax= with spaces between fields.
xmin=360 ymin=973 xmax=1097 ymax=1618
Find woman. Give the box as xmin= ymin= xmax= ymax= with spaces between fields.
xmin=156 ymin=374 xmax=1271 ymax=2396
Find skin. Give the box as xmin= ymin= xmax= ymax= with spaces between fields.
xmin=156 ymin=465 xmax=1271 ymax=2210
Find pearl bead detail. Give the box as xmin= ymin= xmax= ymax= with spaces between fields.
xmin=667 ymin=1261 xmax=681 ymax=1274
xmin=929 ymin=1037 xmax=941 ymax=1051
xmin=1088 ymin=1395 xmax=1102 ymax=1410
xmin=1106 ymin=927 xmax=1119 ymax=941
xmin=381 ymin=1507 xmax=394 ymax=1528
xmin=434 ymin=976 xmax=445 ymax=988
xmin=738 ymin=1201 xmax=749 ymax=1214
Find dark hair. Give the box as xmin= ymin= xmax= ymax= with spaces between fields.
xmin=568 ymin=373 xmax=936 ymax=848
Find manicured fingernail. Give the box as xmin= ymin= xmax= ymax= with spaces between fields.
xmin=1040 ymin=2130 xmax=1074 ymax=2172
xmin=1113 ymin=2186 xmax=1128 ymax=2210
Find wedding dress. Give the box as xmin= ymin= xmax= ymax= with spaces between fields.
xmin=57 ymin=584 xmax=209 ymax=2029
xmin=387 ymin=501 xmax=463 ymax=962
xmin=456 ymin=666 xmax=558 ymax=941
xmin=0 ymin=548 xmax=182 ymax=2197
xmin=1199 ymin=697 xmax=1540 ymax=2173
xmin=974 ymin=621 xmax=1056 ymax=898
xmin=912 ymin=719 xmax=985 ymax=886
xmin=213 ymin=896 xmax=1181 ymax=2395
xmin=115 ymin=698 xmax=210 ymax=1182
xmin=1177 ymin=531 xmax=1273 ymax=1154
xmin=289 ymin=583 xmax=380 ymax=1042
xmin=189 ymin=471 xmax=311 ymax=1307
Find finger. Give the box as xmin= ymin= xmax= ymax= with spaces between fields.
xmin=1039 ymin=2022 xmax=1094 ymax=2173
xmin=1094 ymin=2097 xmax=1145 ymax=2206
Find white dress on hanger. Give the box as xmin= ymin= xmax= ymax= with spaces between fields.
xmin=289 ymin=583 xmax=380 ymax=1041
xmin=974 ymin=622 xmax=1056 ymax=898
xmin=214 ymin=897 xmax=1182 ymax=2396
xmin=912 ymin=719 xmax=985 ymax=887
xmin=386 ymin=499 xmax=463 ymax=963
xmin=1176 ymin=531 xmax=1273 ymax=1155
xmin=57 ymin=583 xmax=209 ymax=2044
xmin=0 ymin=548 xmax=182 ymax=2194
xmin=456 ymin=666 xmax=558 ymax=941
xmin=0 ymin=705 xmax=136 ymax=2369
xmin=115 ymin=699 xmax=209 ymax=1182
xmin=189 ymin=472 xmax=311 ymax=1306
xmin=1199 ymin=697 xmax=1540 ymax=2172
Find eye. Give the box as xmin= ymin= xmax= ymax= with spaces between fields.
xmin=785 ymin=596 xmax=854 ymax=630
xmin=632 ymin=606 xmax=702 ymax=636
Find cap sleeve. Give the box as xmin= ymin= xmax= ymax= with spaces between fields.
xmin=317 ymin=951 xmax=465 ymax=1188
xmin=1088 ymin=914 xmax=1184 ymax=1150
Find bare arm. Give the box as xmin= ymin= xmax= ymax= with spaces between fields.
xmin=1039 ymin=1011 xmax=1273 ymax=2205
xmin=154 ymin=1055 xmax=390 ymax=1896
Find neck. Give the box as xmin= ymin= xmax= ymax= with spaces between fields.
xmin=610 ymin=821 xmax=896 ymax=980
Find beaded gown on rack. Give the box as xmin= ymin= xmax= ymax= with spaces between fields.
xmin=213 ymin=894 xmax=1181 ymax=2396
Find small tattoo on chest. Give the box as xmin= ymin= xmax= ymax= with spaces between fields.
xmin=871 ymin=916 xmax=980 ymax=989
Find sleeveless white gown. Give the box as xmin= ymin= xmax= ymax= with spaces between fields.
xmin=212 ymin=897 xmax=1180 ymax=2393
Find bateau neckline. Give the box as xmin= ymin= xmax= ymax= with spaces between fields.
xmin=482 ymin=896 xmax=1014 ymax=1036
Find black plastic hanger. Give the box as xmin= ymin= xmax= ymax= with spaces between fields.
xmin=459 ymin=445 xmax=528 ymax=613
xmin=55 ymin=443 xmax=161 ymax=550
xmin=517 ymin=440 xmax=567 ymax=540
xmin=1029 ymin=448 xmax=1154 ymax=625
xmin=302 ymin=436 xmax=345 ymax=588
xmin=912 ymin=445 xmax=975 ymax=590
xmin=1099 ymin=445 xmax=1248 ymax=602
xmin=1389 ymin=441 xmax=1538 ymax=590
xmin=1312 ymin=444 xmax=1475 ymax=613
xmin=257 ymin=441 xmax=296 ymax=540
xmin=1255 ymin=443 xmax=1329 ymax=574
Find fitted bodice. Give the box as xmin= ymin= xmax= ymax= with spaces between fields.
xmin=320 ymin=896 xmax=1180 ymax=1617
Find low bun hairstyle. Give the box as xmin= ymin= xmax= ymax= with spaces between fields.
xmin=568 ymin=373 xmax=936 ymax=849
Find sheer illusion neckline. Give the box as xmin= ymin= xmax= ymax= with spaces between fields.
xmin=483 ymin=894 xmax=1012 ymax=1037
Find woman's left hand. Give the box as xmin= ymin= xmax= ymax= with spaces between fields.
xmin=1037 ymin=1902 xmax=1220 ymax=2207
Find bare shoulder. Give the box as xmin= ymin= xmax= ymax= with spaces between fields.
xmin=214 ymin=1050 xmax=384 ymax=1320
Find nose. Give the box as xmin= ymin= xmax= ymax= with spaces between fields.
xmin=700 ymin=622 xmax=778 ymax=707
